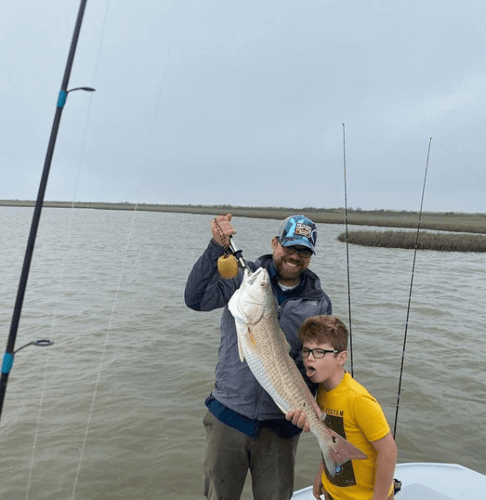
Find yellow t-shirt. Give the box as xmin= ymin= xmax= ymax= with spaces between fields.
xmin=317 ymin=373 xmax=393 ymax=500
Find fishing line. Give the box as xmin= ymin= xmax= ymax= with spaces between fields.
xmin=23 ymin=1 xmax=112 ymax=496
xmin=342 ymin=123 xmax=354 ymax=378
xmin=435 ymin=140 xmax=486 ymax=190
xmin=24 ymin=89 xmax=98 ymax=500
xmin=68 ymin=0 xmax=110 ymax=206
xmin=23 ymin=209 xmax=89 ymax=499
xmin=70 ymin=0 xmax=178 ymax=490
xmin=70 ymin=203 xmax=139 ymax=499
xmin=151 ymin=0 xmax=182 ymax=132
xmin=68 ymin=2 xmax=141 ymax=492
xmin=392 ymin=137 xmax=432 ymax=440
xmin=25 ymin=347 xmax=52 ymax=500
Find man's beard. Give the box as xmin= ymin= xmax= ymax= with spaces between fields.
xmin=274 ymin=255 xmax=306 ymax=282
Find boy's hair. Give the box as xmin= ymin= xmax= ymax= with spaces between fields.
xmin=298 ymin=315 xmax=348 ymax=352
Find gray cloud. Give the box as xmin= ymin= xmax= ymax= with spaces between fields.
xmin=1 ymin=0 xmax=485 ymax=212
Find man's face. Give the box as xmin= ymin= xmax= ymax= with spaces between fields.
xmin=271 ymin=238 xmax=312 ymax=285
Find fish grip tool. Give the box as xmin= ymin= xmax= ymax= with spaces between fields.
xmin=217 ymin=237 xmax=250 ymax=278
xmin=213 ymin=218 xmax=249 ymax=278
xmin=228 ymin=238 xmax=249 ymax=272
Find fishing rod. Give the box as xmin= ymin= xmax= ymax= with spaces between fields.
xmin=342 ymin=123 xmax=354 ymax=378
xmin=0 ymin=0 xmax=94 ymax=421
xmin=392 ymin=137 xmax=432 ymax=439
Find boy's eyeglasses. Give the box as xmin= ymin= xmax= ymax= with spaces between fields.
xmin=299 ymin=348 xmax=340 ymax=358
xmin=279 ymin=244 xmax=312 ymax=258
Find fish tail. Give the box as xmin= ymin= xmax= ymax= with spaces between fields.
xmin=316 ymin=427 xmax=367 ymax=477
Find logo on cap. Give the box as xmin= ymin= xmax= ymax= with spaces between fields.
xmin=295 ymin=223 xmax=312 ymax=240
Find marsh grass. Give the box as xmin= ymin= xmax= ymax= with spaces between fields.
xmin=337 ymin=230 xmax=486 ymax=253
xmin=2 ymin=201 xmax=485 ymax=235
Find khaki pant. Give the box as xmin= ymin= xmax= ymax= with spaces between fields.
xmin=203 ymin=411 xmax=299 ymax=500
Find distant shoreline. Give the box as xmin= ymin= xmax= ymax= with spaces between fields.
xmin=1 ymin=200 xmax=485 ymax=234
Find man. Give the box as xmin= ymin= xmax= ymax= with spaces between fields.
xmin=184 ymin=213 xmax=332 ymax=500
xmin=286 ymin=315 xmax=397 ymax=500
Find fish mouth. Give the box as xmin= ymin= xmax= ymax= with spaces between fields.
xmin=247 ymin=267 xmax=268 ymax=284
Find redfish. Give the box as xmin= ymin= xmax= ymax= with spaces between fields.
xmin=228 ymin=267 xmax=366 ymax=476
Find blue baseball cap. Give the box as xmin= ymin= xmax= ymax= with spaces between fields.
xmin=276 ymin=215 xmax=317 ymax=255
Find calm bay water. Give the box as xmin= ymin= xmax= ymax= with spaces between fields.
xmin=0 ymin=207 xmax=484 ymax=499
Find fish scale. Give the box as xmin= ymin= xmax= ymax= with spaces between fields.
xmin=229 ymin=266 xmax=367 ymax=476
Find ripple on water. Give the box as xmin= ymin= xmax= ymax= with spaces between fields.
xmin=0 ymin=210 xmax=484 ymax=499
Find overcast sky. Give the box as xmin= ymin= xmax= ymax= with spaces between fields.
xmin=1 ymin=0 xmax=485 ymax=213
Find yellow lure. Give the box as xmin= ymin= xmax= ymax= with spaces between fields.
xmin=217 ymin=254 xmax=239 ymax=279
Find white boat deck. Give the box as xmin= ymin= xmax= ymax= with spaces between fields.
xmin=291 ymin=463 xmax=486 ymax=500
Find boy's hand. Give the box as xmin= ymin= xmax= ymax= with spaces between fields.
xmin=285 ymin=408 xmax=311 ymax=432
xmin=313 ymin=462 xmax=326 ymax=499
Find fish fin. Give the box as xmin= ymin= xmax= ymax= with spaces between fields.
xmin=318 ymin=426 xmax=367 ymax=477
xmin=299 ymin=379 xmax=323 ymax=418
xmin=237 ymin=336 xmax=245 ymax=363
xmin=228 ymin=289 xmax=245 ymax=322
xmin=229 ymin=289 xmax=251 ymax=363
xmin=275 ymin=324 xmax=291 ymax=353
xmin=285 ymin=339 xmax=291 ymax=353
xmin=234 ymin=320 xmax=247 ymax=362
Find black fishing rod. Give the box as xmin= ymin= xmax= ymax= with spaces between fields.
xmin=0 ymin=0 xmax=94 ymax=420
xmin=342 ymin=123 xmax=354 ymax=378
xmin=392 ymin=137 xmax=432 ymax=439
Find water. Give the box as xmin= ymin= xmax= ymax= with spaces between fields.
xmin=0 ymin=207 xmax=484 ymax=499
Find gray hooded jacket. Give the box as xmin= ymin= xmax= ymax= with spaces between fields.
xmin=184 ymin=239 xmax=332 ymax=422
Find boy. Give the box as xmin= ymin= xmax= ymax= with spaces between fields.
xmin=286 ymin=315 xmax=397 ymax=500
